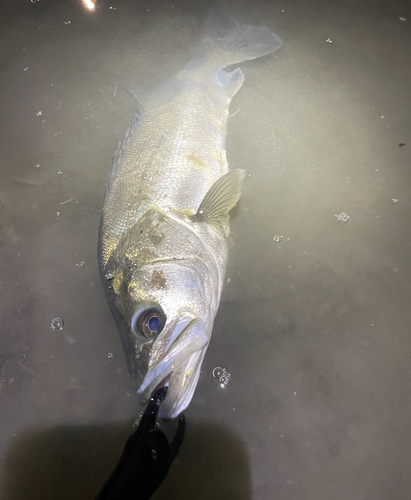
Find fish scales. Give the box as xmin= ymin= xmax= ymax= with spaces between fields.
xmin=101 ymin=78 xmax=229 ymax=268
xmin=98 ymin=11 xmax=282 ymax=418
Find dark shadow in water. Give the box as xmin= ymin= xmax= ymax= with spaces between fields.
xmin=1 ymin=421 xmax=251 ymax=500
xmin=152 ymin=422 xmax=251 ymax=500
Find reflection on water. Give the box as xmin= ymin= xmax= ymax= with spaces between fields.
xmin=1 ymin=0 xmax=411 ymax=498
xmin=82 ymin=0 xmax=96 ymax=12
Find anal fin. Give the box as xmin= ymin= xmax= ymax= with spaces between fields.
xmin=216 ymin=67 xmax=244 ymax=99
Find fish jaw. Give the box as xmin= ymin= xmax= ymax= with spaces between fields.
xmin=137 ymin=317 xmax=209 ymax=419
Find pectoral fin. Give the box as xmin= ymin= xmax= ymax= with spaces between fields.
xmin=192 ymin=169 xmax=246 ymax=236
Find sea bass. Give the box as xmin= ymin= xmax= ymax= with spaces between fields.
xmin=98 ymin=12 xmax=282 ymax=418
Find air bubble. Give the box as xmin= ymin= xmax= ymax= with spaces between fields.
xmin=213 ymin=366 xmax=231 ymax=387
xmin=273 ymin=235 xmax=283 ymax=242
xmin=335 ymin=212 xmax=350 ymax=223
xmin=50 ymin=317 xmax=64 ymax=330
xmin=132 ymin=411 xmax=144 ymax=428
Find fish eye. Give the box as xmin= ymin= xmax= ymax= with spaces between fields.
xmin=131 ymin=304 xmax=166 ymax=339
xmin=141 ymin=310 xmax=163 ymax=337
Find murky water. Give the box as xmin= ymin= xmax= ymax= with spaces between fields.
xmin=1 ymin=0 xmax=411 ymax=498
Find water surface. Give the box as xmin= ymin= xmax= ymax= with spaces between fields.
xmin=1 ymin=0 xmax=411 ymax=499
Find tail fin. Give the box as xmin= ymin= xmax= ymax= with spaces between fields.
xmin=201 ymin=9 xmax=283 ymax=68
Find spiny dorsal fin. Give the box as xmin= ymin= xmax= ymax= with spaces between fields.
xmin=102 ymin=112 xmax=141 ymax=202
xmin=127 ymin=85 xmax=149 ymax=107
xmin=112 ymin=112 xmax=140 ymax=172
xmin=192 ymin=169 xmax=246 ymax=236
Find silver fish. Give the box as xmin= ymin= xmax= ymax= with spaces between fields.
xmin=98 ymin=12 xmax=282 ymax=418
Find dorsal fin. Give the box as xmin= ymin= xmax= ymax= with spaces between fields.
xmin=102 ymin=112 xmax=140 ymax=202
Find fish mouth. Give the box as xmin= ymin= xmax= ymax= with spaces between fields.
xmin=137 ymin=318 xmax=208 ymax=419
xmin=154 ymin=373 xmax=172 ymax=391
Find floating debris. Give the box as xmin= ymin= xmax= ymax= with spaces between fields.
xmin=56 ymin=212 xmax=60 ymax=218
xmin=399 ymin=16 xmax=406 ymax=21
xmin=399 ymin=143 xmax=406 ymax=147
xmin=36 ymin=111 xmax=43 ymax=116
xmin=56 ymin=170 xmax=64 ymax=175
xmin=23 ymin=67 xmax=29 ymax=71
xmin=64 ymin=20 xmax=71 ymax=25
xmin=34 ymin=163 xmax=41 ymax=168
xmin=335 ymin=212 xmax=350 ymax=223
xmin=392 ymin=198 xmax=399 ymax=203
xmin=273 ymin=234 xmax=283 ymax=243
xmin=326 ymin=37 xmax=333 ymax=43
xmin=50 ymin=317 xmax=64 ymax=330
xmin=60 ymin=197 xmax=74 ymax=205
xmin=107 ymin=352 xmax=114 ymax=359
xmin=76 ymin=261 xmax=85 ymax=267
xmin=213 ymin=367 xmax=231 ymax=387
xmin=228 ymin=107 xmax=241 ymax=118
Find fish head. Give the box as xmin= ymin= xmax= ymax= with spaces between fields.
xmin=102 ymin=206 xmax=222 ymax=418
